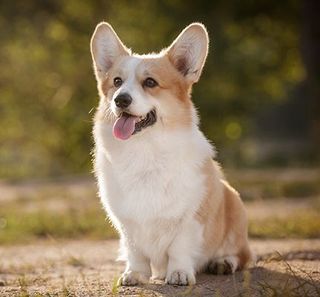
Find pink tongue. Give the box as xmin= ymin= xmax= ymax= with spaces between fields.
xmin=113 ymin=114 xmax=139 ymax=140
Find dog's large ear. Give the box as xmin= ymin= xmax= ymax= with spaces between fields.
xmin=166 ymin=23 xmax=209 ymax=83
xmin=90 ymin=22 xmax=130 ymax=81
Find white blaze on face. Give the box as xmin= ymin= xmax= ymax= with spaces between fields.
xmin=111 ymin=57 xmax=156 ymax=140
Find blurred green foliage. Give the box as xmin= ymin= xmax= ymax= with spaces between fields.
xmin=249 ymin=212 xmax=320 ymax=239
xmin=1 ymin=196 xmax=319 ymax=244
xmin=0 ymin=203 xmax=116 ymax=244
xmin=0 ymin=1 xmax=308 ymax=179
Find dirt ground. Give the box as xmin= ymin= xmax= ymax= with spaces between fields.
xmin=0 ymin=173 xmax=319 ymax=296
xmin=0 ymin=238 xmax=319 ymax=297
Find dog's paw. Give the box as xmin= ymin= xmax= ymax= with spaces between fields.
xmin=206 ymin=256 xmax=238 ymax=275
xmin=165 ymin=270 xmax=196 ymax=286
xmin=118 ymin=271 xmax=148 ymax=286
xmin=150 ymin=274 xmax=165 ymax=282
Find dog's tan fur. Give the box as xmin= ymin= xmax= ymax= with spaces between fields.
xmin=196 ymin=159 xmax=251 ymax=270
xmin=91 ymin=21 xmax=251 ymax=285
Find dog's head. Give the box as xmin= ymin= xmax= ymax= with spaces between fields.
xmin=91 ymin=23 xmax=209 ymax=140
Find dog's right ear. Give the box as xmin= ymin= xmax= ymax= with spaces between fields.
xmin=90 ymin=22 xmax=130 ymax=81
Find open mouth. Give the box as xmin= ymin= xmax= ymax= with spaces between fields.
xmin=113 ymin=109 xmax=157 ymax=140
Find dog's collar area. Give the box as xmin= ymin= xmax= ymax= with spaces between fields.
xmin=132 ymin=109 xmax=157 ymax=134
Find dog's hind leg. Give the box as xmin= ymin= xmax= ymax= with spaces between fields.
xmin=206 ymin=255 xmax=239 ymax=275
xmin=206 ymin=245 xmax=252 ymax=275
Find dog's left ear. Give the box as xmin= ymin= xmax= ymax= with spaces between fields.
xmin=166 ymin=23 xmax=209 ymax=83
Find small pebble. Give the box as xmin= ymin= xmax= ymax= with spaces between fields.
xmin=0 ymin=280 xmax=5 ymax=286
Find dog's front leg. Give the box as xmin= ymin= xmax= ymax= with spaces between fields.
xmin=118 ymin=245 xmax=151 ymax=286
xmin=150 ymin=254 xmax=168 ymax=281
xmin=165 ymin=221 xmax=200 ymax=286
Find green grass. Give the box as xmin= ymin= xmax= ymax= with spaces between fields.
xmin=249 ymin=212 xmax=320 ymax=239
xmin=0 ymin=201 xmax=319 ymax=244
xmin=231 ymin=179 xmax=320 ymax=200
xmin=0 ymin=204 xmax=117 ymax=244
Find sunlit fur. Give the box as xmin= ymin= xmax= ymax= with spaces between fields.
xmin=91 ymin=22 xmax=252 ymax=286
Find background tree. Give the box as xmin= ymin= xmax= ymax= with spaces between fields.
xmin=0 ymin=0 xmax=316 ymax=179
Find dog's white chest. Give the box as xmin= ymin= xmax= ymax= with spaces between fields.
xmin=109 ymin=140 xmax=203 ymax=220
xmin=95 ymin=126 xmax=212 ymax=225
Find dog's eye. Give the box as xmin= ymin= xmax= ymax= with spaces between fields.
xmin=143 ymin=77 xmax=158 ymax=88
xmin=114 ymin=77 xmax=123 ymax=88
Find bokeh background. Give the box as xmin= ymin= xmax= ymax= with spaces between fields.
xmin=1 ymin=0 xmax=319 ymax=180
xmin=0 ymin=2 xmax=320 ymax=295
xmin=0 ymin=0 xmax=320 ymax=244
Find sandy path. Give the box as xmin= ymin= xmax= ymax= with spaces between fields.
xmin=0 ymin=239 xmax=319 ymax=296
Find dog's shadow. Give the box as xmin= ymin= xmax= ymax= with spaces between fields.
xmin=132 ymin=250 xmax=320 ymax=297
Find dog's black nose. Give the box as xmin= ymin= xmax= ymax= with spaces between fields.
xmin=114 ymin=93 xmax=132 ymax=109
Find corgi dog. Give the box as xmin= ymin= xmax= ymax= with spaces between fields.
xmin=90 ymin=22 xmax=251 ymax=286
